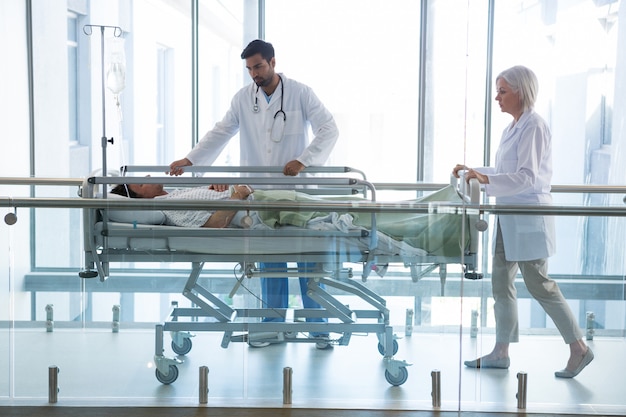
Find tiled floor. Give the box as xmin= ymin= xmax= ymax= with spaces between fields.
xmin=0 ymin=326 xmax=624 ymax=416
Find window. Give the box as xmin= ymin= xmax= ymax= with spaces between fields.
xmin=67 ymin=12 xmax=79 ymax=145
xmin=156 ymin=45 xmax=174 ymax=164
xmin=265 ymin=0 xmax=423 ymax=186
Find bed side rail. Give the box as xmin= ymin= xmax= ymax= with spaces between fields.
xmin=81 ymin=171 xmax=379 ymax=280
xmin=119 ymin=165 xmax=369 ymax=196
xmin=88 ymin=175 xmax=375 ymax=196
xmin=450 ymin=175 xmax=484 ymax=278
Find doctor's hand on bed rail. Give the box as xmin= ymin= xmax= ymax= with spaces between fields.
xmin=283 ymin=159 xmax=305 ymax=176
xmin=167 ymin=157 xmax=304 ymax=177
xmin=452 ymin=164 xmax=490 ymax=185
xmin=167 ymin=158 xmax=192 ymax=176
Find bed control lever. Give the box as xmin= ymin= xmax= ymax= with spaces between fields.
xmin=78 ymin=269 xmax=98 ymax=279
xmin=464 ymin=271 xmax=483 ymax=280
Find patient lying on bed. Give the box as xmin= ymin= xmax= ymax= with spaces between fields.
xmin=110 ymin=182 xmax=470 ymax=256
xmin=110 ymin=183 xmax=254 ymax=228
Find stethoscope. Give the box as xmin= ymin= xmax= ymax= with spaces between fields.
xmin=253 ymin=74 xmax=286 ymax=142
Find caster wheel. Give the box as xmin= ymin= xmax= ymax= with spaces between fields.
xmin=385 ymin=366 xmax=408 ymax=386
xmin=155 ymin=365 xmax=179 ymax=385
xmin=171 ymin=337 xmax=192 ymax=355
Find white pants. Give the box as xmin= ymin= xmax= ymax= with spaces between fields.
xmin=492 ymin=224 xmax=583 ymax=344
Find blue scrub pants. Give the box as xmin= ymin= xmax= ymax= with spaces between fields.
xmin=259 ymin=262 xmax=328 ymax=336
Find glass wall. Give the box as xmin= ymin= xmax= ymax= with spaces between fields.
xmin=0 ymin=0 xmax=625 ymax=413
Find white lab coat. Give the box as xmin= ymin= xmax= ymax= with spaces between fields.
xmin=476 ymin=110 xmax=555 ymax=261
xmin=186 ymin=73 xmax=339 ymax=176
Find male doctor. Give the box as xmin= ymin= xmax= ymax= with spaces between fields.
xmin=168 ymin=39 xmax=339 ymax=347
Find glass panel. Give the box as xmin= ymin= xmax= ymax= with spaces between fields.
xmin=0 ymin=0 xmax=29 ymax=399
xmin=3 ymin=0 xmax=626 ymax=412
xmin=468 ymin=211 xmax=625 ymax=412
xmin=468 ymin=0 xmax=625 ymax=412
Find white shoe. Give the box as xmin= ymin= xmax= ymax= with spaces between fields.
xmin=249 ymin=341 xmax=271 ymax=348
xmin=315 ymin=341 xmax=333 ymax=350
xmin=311 ymin=334 xmax=333 ymax=350
xmin=247 ymin=331 xmax=284 ymax=348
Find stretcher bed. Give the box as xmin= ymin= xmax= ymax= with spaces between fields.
xmin=79 ymin=166 xmax=483 ymax=386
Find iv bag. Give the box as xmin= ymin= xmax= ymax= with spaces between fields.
xmin=106 ymin=37 xmax=126 ymax=95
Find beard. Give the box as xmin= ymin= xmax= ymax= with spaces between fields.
xmin=254 ymin=73 xmax=274 ymax=88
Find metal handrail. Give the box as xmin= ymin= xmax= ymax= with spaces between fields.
xmin=2 ymin=177 xmax=626 ymax=217
xmin=1 ymin=196 xmax=626 ymax=217
xmin=2 ymin=176 xmax=626 ymax=194
xmin=374 ymin=182 xmax=626 ymax=194
xmin=0 ymin=177 xmax=83 ymax=186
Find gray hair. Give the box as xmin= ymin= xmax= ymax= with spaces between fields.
xmin=496 ymin=65 xmax=538 ymax=112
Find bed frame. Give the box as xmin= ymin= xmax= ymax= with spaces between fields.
xmin=79 ymin=166 xmax=483 ymax=386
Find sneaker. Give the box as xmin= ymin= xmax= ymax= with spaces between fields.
xmin=315 ymin=340 xmax=333 ymax=350
xmin=247 ymin=331 xmax=284 ymax=348
xmin=311 ymin=334 xmax=333 ymax=350
xmin=248 ymin=341 xmax=271 ymax=348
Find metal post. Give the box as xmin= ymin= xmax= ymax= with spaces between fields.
xmin=405 ymin=308 xmax=414 ymax=336
xmin=516 ymin=372 xmax=527 ymax=409
xmin=283 ymin=366 xmax=292 ymax=405
xmin=48 ymin=366 xmax=59 ymax=403
xmin=112 ymin=304 xmax=120 ymax=333
xmin=470 ymin=309 xmax=478 ymax=338
xmin=431 ymin=370 xmax=441 ymax=408
xmin=199 ymin=366 xmax=209 ymax=404
xmin=586 ymin=311 xmax=595 ymax=341
xmin=155 ymin=324 xmax=164 ymax=356
xmin=45 ymin=304 xmax=54 ymax=332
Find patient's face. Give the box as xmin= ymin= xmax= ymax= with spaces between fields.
xmin=129 ymin=183 xmax=165 ymax=198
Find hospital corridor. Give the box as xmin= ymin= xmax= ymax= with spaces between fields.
xmin=2 ymin=0 xmax=626 ymax=416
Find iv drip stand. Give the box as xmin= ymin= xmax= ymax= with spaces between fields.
xmin=82 ymin=24 xmax=123 ymax=194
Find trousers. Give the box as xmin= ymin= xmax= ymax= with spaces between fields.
xmin=492 ymin=225 xmax=583 ymax=345
xmin=259 ymin=262 xmax=327 ymax=330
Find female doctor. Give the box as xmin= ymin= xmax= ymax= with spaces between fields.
xmin=453 ymin=65 xmax=593 ymax=378
xmin=168 ymin=39 xmax=339 ymax=345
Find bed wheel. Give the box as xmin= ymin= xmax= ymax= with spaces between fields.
xmin=78 ymin=270 xmax=98 ymax=279
xmin=385 ymin=366 xmax=408 ymax=386
xmin=171 ymin=338 xmax=193 ymax=355
xmin=155 ymin=365 xmax=179 ymax=385
xmin=377 ymin=339 xmax=399 ymax=356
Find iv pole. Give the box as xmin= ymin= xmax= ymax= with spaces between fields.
xmin=81 ymin=24 xmax=123 ymax=270
xmin=82 ymin=24 xmax=123 ymax=198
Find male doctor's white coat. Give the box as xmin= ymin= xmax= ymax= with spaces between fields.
xmin=475 ymin=110 xmax=556 ymax=262
xmin=185 ymin=73 xmax=339 ymax=178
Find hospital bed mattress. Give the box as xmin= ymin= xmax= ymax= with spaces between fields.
xmin=93 ymin=221 xmax=429 ymax=258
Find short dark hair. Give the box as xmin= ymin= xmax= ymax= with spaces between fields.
xmin=241 ymin=39 xmax=274 ymax=62
xmin=110 ymin=184 xmax=138 ymax=198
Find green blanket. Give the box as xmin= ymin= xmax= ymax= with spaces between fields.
xmin=253 ymin=185 xmax=471 ymax=257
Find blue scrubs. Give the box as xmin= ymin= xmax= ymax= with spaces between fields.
xmin=260 ymin=262 xmax=328 ymax=336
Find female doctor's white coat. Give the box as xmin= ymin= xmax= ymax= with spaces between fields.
xmin=185 ymin=73 xmax=338 ymax=175
xmin=476 ymin=110 xmax=555 ymax=262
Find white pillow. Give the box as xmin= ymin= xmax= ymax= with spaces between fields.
xmin=103 ymin=193 xmax=166 ymax=225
